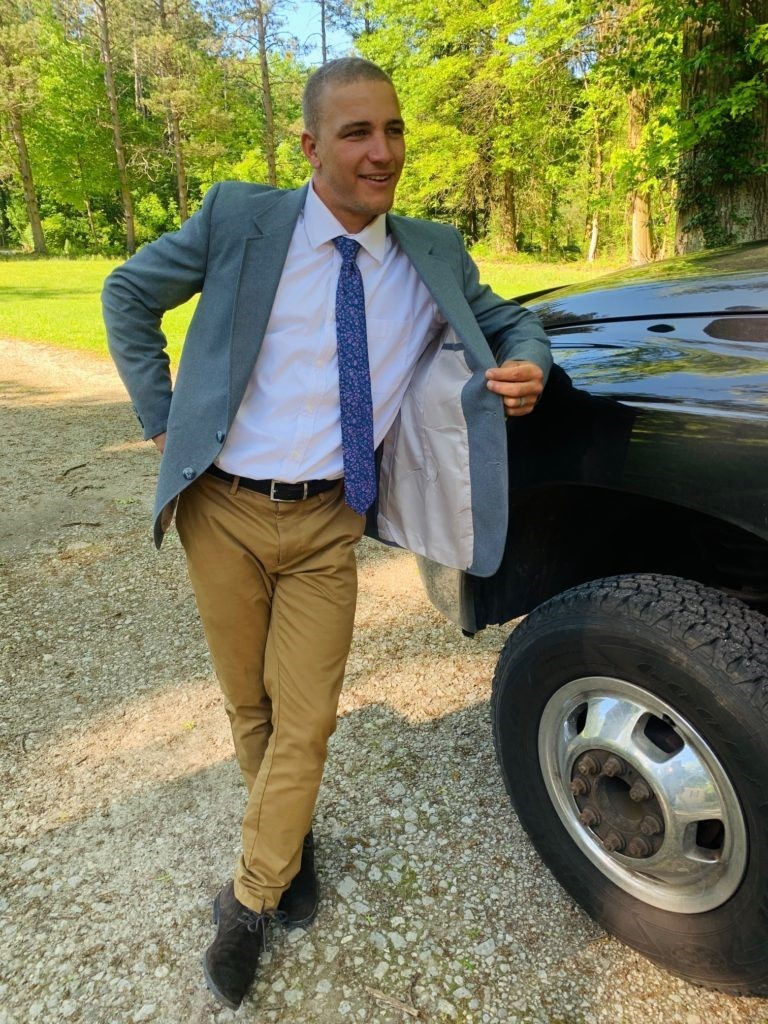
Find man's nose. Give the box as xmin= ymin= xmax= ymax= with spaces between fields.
xmin=367 ymin=131 xmax=395 ymax=164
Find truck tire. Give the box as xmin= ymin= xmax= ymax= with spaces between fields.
xmin=491 ymin=573 xmax=768 ymax=994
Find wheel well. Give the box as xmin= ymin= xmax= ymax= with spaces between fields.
xmin=474 ymin=485 xmax=768 ymax=627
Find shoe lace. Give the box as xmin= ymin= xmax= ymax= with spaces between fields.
xmin=237 ymin=908 xmax=270 ymax=951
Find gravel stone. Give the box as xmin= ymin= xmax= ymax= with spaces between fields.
xmin=336 ymin=876 xmax=357 ymax=898
xmin=475 ymin=938 xmax=496 ymax=958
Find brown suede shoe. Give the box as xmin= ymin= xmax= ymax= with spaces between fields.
xmin=202 ymin=881 xmax=271 ymax=1010
xmin=277 ymin=830 xmax=319 ymax=929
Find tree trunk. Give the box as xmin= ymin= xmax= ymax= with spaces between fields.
xmin=133 ymin=43 xmax=145 ymax=116
xmin=499 ymin=171 xmax=518 ymax=252
xmin=628 ymin=87 xmax=652 ymax=264
xmin=255 ymin=0 xmax=277 ymax=186
xmin=84 ymin=197 xmax=97 ymax=244
xmin=545 ymin=187 xmax=558 ymax=258
xmin=587 ymin=122 xmax=602 ymax=262
xmin=587 ymin=211 xmax=599 ymax=263
xmin=631 ymin=192 xmax=653 ymax=264
xmin=320 ymin=0 xmax=327 ymax=63
xmin=7 ymin=109 xmax=47 ymax=254
xmin=170 ymin=110 xmax=188 ymax=222
xmin=156 ymin=0 xmax=188 ymax=221
xmin=76 ymin=153 xmax=98 ymax=244
xmin=94 ymin=0 xmax=135 ymax=254
xmin=676 ymin=0 xmax=768 ymax=252
xmin=468 ymin=204 xmax=477 ymax=243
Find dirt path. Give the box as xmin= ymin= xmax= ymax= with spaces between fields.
xmin=1 ymin=338 xmax=766 ymax=1024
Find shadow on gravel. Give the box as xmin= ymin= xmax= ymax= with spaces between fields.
xmin=7 ymin=697 xmax=764 ymax=1023
xmin=4 ymin=697 xmax=604 ymax=1023
xmin=0 ymin=379 xmax=61 ymax=402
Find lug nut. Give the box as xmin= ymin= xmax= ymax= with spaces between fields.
xmin=570 ymin=777 xmax=590 ymax=797
xmin=626 ymin=836 xmax=653 ymax=858
xmin=577 ymin=754 xmax=600 ymax=776
xmin=579 ymin=806 xmax=600 ymax=828
xmin=640 ymin=814 xmax=663 ymax=836
xmin=629 ymin=781 xmax=651 ymax=803
xmin=603 ymin=832 xmax=624 ymax=853
xmin=603 ymin=756 xmax=625 ymax=777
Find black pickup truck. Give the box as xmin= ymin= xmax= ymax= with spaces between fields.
xmin=418 ymin=242 xmax=768 ymax=995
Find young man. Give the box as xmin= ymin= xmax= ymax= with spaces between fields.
xmin=103 ymin=57 xmax=551 ymax=1010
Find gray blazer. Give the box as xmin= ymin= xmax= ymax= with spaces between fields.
xmin=102 ymin=181 xmax=552 ymax=576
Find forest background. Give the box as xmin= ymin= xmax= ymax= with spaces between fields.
xmin=2 ymin=0 xmax=768 ymax=266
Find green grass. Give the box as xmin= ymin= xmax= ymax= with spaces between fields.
xmin=0 ymin=254 xmax=627 ymax=365
xmin=476 ymin=255 xmax=628 ymax=298
xmin=0 ymin=257 xmax=194 ymax=365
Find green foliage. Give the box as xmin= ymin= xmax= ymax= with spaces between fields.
xmin=39 ymin=210 xmax=90 ymax=254
xmin=29 ymin=15 xmax=117 ymax=208
xmin=1 ymin=0 xmax=766 ymax=259
xmin=4 ymin=195 xmax=31 ymax=249
xmin=135 ymin=193 xmax=179 ymax=245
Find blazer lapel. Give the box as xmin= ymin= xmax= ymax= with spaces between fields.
xmin=388 ymin=215 xmax=493 ymax=368
xmin=228 ymin=184 xmax=308 ymax=421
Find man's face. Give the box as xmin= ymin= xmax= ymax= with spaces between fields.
xmin=301 ymin=78 xmax=405 ymax=234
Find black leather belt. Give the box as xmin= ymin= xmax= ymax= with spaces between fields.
xmin=206 ymin=464 xmax=339 ymax=501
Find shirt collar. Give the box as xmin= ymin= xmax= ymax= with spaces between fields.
xmin=303 ymin=179 xmax=388 ymax=264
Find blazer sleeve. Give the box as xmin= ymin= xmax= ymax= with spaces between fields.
xmin=455 ymin=228 xmax=553 ymax=383
xmin=101 ymin=182 xmax=221 ymax=441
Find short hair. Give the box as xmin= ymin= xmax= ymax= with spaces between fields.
xmin=302 ymin=58 xmax=394 ymax=136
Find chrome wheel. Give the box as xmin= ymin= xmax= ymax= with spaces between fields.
xmin=538 ymin=676 xmax=748 ymax=913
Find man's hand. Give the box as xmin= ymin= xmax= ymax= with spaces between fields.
xmin=485 ymin=360 xmax=544 ymax=417
xmin=152 ymin=432 xmax=167 ymax=453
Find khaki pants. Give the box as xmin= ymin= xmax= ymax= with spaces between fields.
xmin=176 ymin=473 xmax=365 ymax=912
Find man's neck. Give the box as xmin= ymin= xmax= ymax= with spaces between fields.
xmin=310 ymin=179 xmax=378 ymax=235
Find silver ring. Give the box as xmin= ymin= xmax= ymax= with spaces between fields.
xmin=518 ymin=396 xmax=525 ymax=408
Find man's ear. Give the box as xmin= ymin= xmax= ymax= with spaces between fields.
xmin=301 ymin=130 xmax=321 ymax=169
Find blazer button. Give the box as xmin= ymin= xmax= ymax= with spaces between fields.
xmin=216 ymin=430 xmax=226 ymax=443
xmin=182 ymin=467 xmax=196 ymax=481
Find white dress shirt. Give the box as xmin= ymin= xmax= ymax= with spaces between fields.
xmin=216 ymin=182 xmax=445 ymax=482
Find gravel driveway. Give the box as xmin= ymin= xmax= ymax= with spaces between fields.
xmin=2 ymin=337 xmax=767 ymax=1024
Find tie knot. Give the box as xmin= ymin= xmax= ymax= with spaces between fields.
xmin=333 ymin=236 xmax=361 ymax=264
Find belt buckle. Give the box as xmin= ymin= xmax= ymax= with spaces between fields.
xmin=269 ymin=481 xmax=309 ymax=502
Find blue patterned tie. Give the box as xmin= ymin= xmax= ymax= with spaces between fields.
xmin=333 ymin=236 xmax=377 ymax=515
